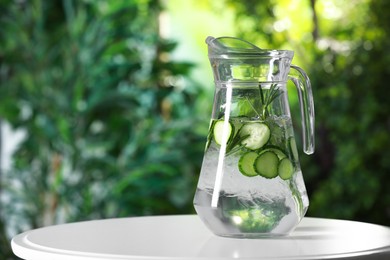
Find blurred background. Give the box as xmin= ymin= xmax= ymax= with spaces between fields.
xmin=0 ymin=0 xmax=389 ymax=258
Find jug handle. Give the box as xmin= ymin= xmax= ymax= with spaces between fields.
xmin=288 ymin=65 xmax=315 ymax=155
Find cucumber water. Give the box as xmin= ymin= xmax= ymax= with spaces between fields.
xmin=194 ymin=115 xmax=309 ymax=237
xmin=195 ymin=36 xmax=314 ymax=238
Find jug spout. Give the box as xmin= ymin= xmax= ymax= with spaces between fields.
xmin=206 ymin=36 xmax=262 ymax=55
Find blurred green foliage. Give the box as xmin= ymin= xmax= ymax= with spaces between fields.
xmin=0 ymin=0 xmax=204 ymax=257
xmin=1 ymin=0 xmax=390 ymax=259
xmin=306 ymin=0 xmax=390 ymax=224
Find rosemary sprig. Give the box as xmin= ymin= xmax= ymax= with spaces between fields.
xmin=259 ymin=83 xmax=281 ymax=120
xmin=244 ymin=83 xmax=281 ymax=120
xmin=244 ymin=96 xmax=261 ymax=118
xmin=259 ymin=83 xmax=265 ymax=105
xmin=225 ymin=127 xmax=249 ymax=155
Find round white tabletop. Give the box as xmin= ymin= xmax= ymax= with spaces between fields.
xmin=11 ymin=215 xmax=390 ymax=260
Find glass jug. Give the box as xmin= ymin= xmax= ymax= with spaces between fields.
xmin=193 ymin=36 xmax=315 ymax=238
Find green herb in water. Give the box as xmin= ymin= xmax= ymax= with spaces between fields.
xmin=243 ymin=83 xmax=281 ymax=120
xmin=259 ymin=83 xmax=281 ymax=120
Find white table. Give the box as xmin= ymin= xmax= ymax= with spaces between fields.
xmin=11 ymin=215 xmax=390 ymax=260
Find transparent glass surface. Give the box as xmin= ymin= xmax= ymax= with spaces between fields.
xmin=194 ymin=37 xmax=315 ymax=238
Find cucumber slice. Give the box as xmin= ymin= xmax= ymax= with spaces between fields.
xmin=254 ymin=151 xmax=279 ymax=179
xmin=240 ymin=122 xmax=270 ymax=150
xmin=238 ymin=151 xmax=258 ymax=177
xmin=260 ymin=146 xmax=287 ymax=160
xmin=213 ymin=120 xmax=234 ymax=145
xmin=278 ymin=158 xmax=294 ymax=180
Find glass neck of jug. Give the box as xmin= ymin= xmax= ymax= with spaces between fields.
xmin=206 ymin=36 xmax=294 ymax=83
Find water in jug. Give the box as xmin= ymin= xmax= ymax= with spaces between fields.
xmin=193 ymin=36 xmax=315 ymax=238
